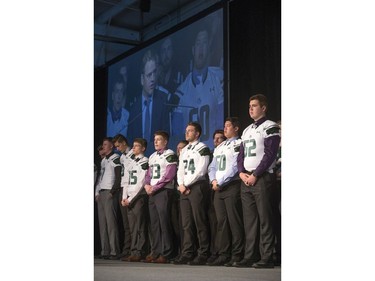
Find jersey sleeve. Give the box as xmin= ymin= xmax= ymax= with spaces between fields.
xmin=253 ymin=122 xmax=281 ymax=176
xmin=208 ymin=152 xmax=218 ymax=183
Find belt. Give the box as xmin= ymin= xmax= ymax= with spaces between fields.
xmin=244 ymin=170 xmax=273 ymax=177
xmin=99 ymin=189 xmax=110 ymax=193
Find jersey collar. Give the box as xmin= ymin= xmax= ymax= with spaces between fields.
xmin=253 ymin=116 xmax=267 ymax=128
xmin=192 ymin=67 xmax=208 ymax=87
xmin=157 ymin=148 xmax=167 ymax=155
xmin=105 ymin=151 xmax=114 ymax=159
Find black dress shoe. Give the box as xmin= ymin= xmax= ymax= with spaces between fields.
xmin=172 ymin=255 xmax=193 ymax=265
xmin=224 ymin=257 xmax=242 ymax=267
xmin=206 ymin=254 xmax=218 ymax=264
xmin=120 ymin=252 xmax=131 ymax=258
xmin=188 ymin=255 xmax=208 ymax=265
xmin=252 ymin=260 xmax=274 ymax=268
xmin=169 ymin=254 xmax=180 ymax=263
xmin=108 ymin=255 xmax=121 ymax=260
xmin=207 ymin=255 xmax=230 ymax=266
xmin=233 ymin=259 xmax=256 ymax=268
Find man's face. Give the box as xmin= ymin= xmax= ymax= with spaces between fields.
xmin=249 ymin=99 xmax=266 ymax=121
xmin=112 ymin=82 xmax=124 ymax=111
xmin=224 ymin=121 xmax=238 ymax=139
xmin=98 ymin=148 xmax=106 ymax=159
xmin=176 ymin=142 xmax=187 ymax=156
xmin=154 ymin=135 xmax=167 ymax=151
xmin=161 ymin=38 xmax=173 ymax=67
xmin=141 ymin=60 xmax=157 ymax=95
xmin=132 ymin=142 xmax=145 ymax=156
xmin=120 ymin=66 xmax=127 ymax=86
xmin=114 ymin=141 xmax=127 ymax=154
xmin=102 ymin=140 xmax=113 ymax=156
xmin=213 ymin=133 xmax=225 ymax=148
xmin=192 ymin=30 xmax=209 ymax=70
xmin=185 ymin=125 xmax=199 ymax=143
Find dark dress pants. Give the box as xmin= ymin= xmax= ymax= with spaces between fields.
xmin=148 ymin=188 xmax=174 ymax=257
xmin=127 ymin=195 xmax=148 ymax=257
xmin=179 ymin=180 xmax=210 ymax=257
xmin=241 ymin=172 xmax=275 ymax=262
xmin=214 ymin=180 xmax=244 ymax=259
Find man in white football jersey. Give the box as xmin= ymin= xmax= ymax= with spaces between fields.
xmin=234 ymin=94 xmax=280 ymax=269
xmin=172 ymin=29 xmax=224 ymax=149
xmin=121 ymin=138 xmax=149 ymax=262
xmin=173 ymin=122 xmax=211 ymax=265
xmin=207 ymin=117 xmax=244 ymax=266
xmin=113 ymin=134 xmax=133 ymax=261
xmin=143 ymin=131 xmax=178 ymax=263
xmin=95 ymin=137 xmax=122 ymax=260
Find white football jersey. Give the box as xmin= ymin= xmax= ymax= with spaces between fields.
xmin=122 ymin=154 xmax=149 ymax=203
xmin=173 ymin=67 xmax=224 ymax=148
xmin=241 ymin=120 xmax=280 ymax=173
xmin=208 ymin=137 xmax=241 ymax=186
xmin=148 ymin=149 xmax=178 ymax=190
xmin=177 ymin=140 xmax=211 ymax=187
xmin=120 ymin=149 xmax=134 ymax=187
xmin=95 ymin=153 xmax=122 ymax=195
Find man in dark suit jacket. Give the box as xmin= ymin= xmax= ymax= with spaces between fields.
xmin=128 ymin=49 xmax=170 ymax=156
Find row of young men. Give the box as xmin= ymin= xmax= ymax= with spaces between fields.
xmin=94 ymin=94 xmax=281 ymax=268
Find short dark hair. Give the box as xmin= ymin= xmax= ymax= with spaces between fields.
xmin=225 ymin=117 xmax=241 ymax=131
xmin=154 ymin=130 xmax=169 ymax=142
xmin=187 ymin=122 xmax=202 ymax=137
xmin=142 ymin=49 xmax=158 ymax=74
xmin=178 ymin=140 xmax=188 ymax=146
xmin=103 ymin=137 xmax=113 ymax=143
xmin=133 ymin=138 xmax=147 ymax=150
xmin=249 ymin=94 xmax=268 ymax=109
xmin=212 ymin=129 xmax=225 ymax=140
xmin=112 ymin=134 xmax=129 ymax=146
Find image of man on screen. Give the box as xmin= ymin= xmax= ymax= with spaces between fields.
xmin=159 ymin=37 xmax=183 ymax=97
xmin=173 ymin=28 xmax=224 ymax=150
xmin=107 ymin=78 xmax=130 ymax=137
xmin=128 ymin=49 xmax=170 ymax=156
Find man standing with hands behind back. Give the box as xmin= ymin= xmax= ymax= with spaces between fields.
xmin=235 ymin=94 xmax=280 ymax=269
